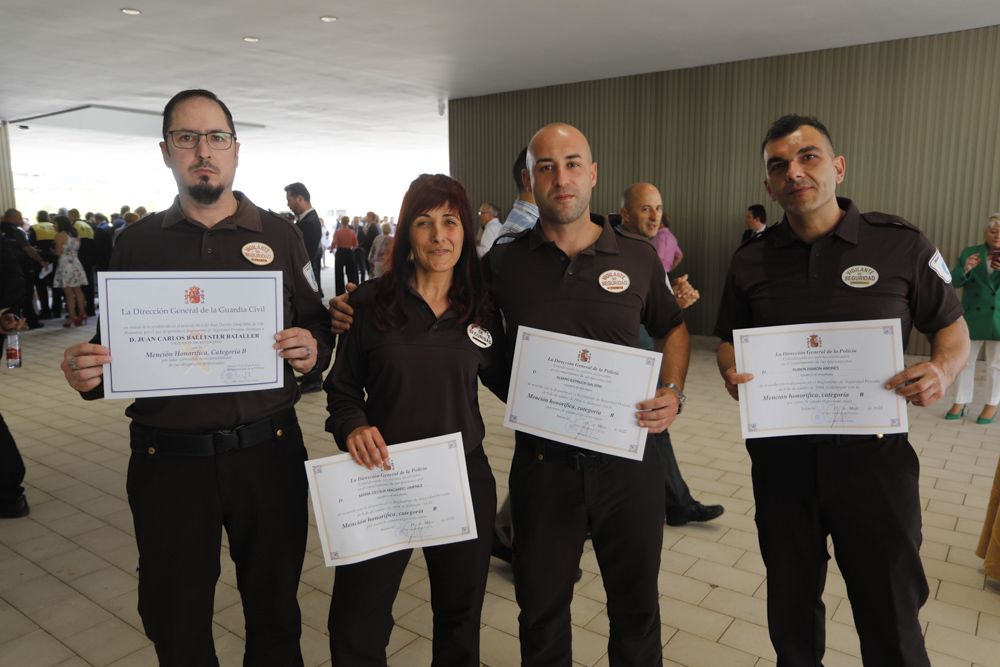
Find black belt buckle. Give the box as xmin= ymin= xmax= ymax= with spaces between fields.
xmin=213 ymin=428 xmax=241 ymax=454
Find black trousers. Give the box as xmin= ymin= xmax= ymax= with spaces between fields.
xmin=0 ymin=413 xmax=26 ymax=503
xmin=329 ymin=448 xmax=496 ymax=666
xmin=354 ymin=247 xmax=368 ymax=283
xmin=126 ymin=421 xmax=309 ymax=667
xmin=748 ymin=434 xmax=930 ymax=667
xmin=510 ymin=436 xmax=664 ymax=667
xmin=334 ymin=248 xmax=358 ymax=296
xmin=649 ymin=430 xmax=696 ymax=513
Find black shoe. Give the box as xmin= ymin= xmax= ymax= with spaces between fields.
xmin=299 ymin=381 xmax=323 ymax=394
xmin=0 ymin=494 xmax=29 ymax=519
xmin=573 ymin=568 xmax=583 ymax=583
xmin=27 ymin=321 xmax=44 ymax=330
xmin=665 ymin=502 xmax=724 ymax=527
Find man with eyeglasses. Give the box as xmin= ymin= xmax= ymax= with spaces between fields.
xmin=59 ymin=89 xmax=333 ymax=667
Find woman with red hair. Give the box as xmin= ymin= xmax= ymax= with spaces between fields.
xmin=324 ymin=174 xmax=506 ymax=666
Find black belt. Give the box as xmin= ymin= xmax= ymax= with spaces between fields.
xmin=530 ymin=440 xmax=609 ymax=471
xmin=130 ymin=408 xmax=297 ymax=457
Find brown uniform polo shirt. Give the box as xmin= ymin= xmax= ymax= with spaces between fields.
xmin=324 ymin=281 xmax=507 ymax=453
xmin=484 ymin=215 xmax=683 ymax=358
xmin=715 ymin=198 xmax=962 ymax=347
xmin=83 ymin=192 xmax=334 ymax=432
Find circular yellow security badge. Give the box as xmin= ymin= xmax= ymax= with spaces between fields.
xmin=598 ymin=269 xmax=630 ymax=293
xmin=242 ymin=242 xmax=275 ymax=266
xmin=467 ymin=324 xmax=493 ymax=348
xmin=841 ymin=265 xmax=879 ymax=288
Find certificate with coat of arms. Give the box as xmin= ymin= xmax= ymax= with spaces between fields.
xmin=503 ymin=326 xmax=662 ymax=460
xmin=732 ymin=318 xmax=908 ymax=439
xmin=97 ymin=271 xmax=284 ymax=399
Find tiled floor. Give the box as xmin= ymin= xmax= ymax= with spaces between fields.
xmin=3 ymin=274 xmax=1000 ymax=666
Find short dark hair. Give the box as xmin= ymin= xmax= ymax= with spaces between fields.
xmin=760 ymin=114 xmax=834 ymax=156
xmin=513 ymin=147 xmax=529 ymax=193
xmin=36 ymin=210 xmax=49 ymax=222
xmin=162 ymin=89 xmax=236 ymax=141
xmin=747 ymin=204 xmax=767 ymax=224
xmin=284 ymin=182 xmax=311 ymax=203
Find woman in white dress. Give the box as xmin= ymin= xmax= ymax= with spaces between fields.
xmin=52 ymin=215 xmax=89 ymax=327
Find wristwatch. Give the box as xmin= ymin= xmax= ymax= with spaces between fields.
xmin=661 ymin=382 xmax=686 ymax=414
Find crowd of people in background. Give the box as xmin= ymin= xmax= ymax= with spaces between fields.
xmin=0 ymin=200 xmax=398 ymax=331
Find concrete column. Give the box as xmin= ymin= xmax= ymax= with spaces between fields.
xmin=0 ymin=122 xmax=15 ymax=211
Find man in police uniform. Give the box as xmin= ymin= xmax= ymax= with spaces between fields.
xmin=715 ymin=115 xmax=968 ymax=666
xmin=60 ymin=89 xmax=333 ymax=667
xmin=486 ymin=124 xmax=689 ymax=665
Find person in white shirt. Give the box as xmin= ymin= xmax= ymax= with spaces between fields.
xmin=476 ymin=202 xmax=502 ymax=257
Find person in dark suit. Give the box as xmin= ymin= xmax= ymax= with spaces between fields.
xmin=285 ymin=182 xmax=325 ymax=393
xmin=285 ymin=182 xmax=323 ymax=298
xmin=947 ymin=213 xmax=1000 ymax=423
xmin=741 ymin=203 xmax=767 ymax=242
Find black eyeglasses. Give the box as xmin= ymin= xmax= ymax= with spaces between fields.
xmin=166 ymin=130 xmax=236 ymax=150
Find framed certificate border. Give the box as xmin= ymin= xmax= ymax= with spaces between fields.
xmin=306 ymin=433 xmax=477 ymax=566
xmin=98 ymin=271 xmax=284 ymax=399
xmin=503 ymin=326 xmax=661 ymax=460
xmin=733 ymin=318 xmax=907 ymax=439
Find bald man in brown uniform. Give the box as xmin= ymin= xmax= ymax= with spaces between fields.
xmin=60 ymin=89 xmax=333 ymax=667
xmin=716 ymin=115 xmax=968 ymax=666
xmin=486 ymin=125 xmax=690 ymax=666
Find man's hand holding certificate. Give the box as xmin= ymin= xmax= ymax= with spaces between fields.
xmin=96 ymin=271 xmax=284 ymax=399
xmin=503 ymin=327 xmax=663 ymax=460
xmin=732 ymin=319 xmax=908 ymax=439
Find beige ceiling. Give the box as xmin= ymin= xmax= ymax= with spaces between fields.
xmin=3 ymin=0 xmax=1000 ymax=154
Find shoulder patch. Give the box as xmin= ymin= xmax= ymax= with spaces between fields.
xmin=302 ymin=262 xmax=319 ymax=292
xmin=862 ymin=211 xmax=919 ymax=232
xmin=928 ymin=249 xmax=952 ymax=284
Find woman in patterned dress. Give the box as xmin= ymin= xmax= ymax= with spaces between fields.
xmin=52 ymin=215 xmax=88 ymax=327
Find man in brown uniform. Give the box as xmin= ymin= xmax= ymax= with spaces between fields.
xmin=60 ymin=89 xmax=333 ymax=667
xmin=485 ymin=125 xmax=689 ymax=665
xmin=716 ymin=115 xmax=968 ymax=666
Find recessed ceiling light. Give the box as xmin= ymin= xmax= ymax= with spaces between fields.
xmin=242 ymin=36 xmax=260 ymax=43
xmin=320 ymin=15 xmax=337 ymax=22
xmin=121 ymin=8 xmax=142 ymax=15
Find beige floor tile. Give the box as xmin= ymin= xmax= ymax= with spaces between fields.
xmin=684 ymin=560 xmax=764 ymax=596
xmin=659 ymin=598 xmax=733 ymax=642
xmin=719 ymin=619 xmax=776 ymax=661
xmin=387 ymin=635 xmax=432 ymax=666
xmin=0 ymin=628 xmax=73 ymax=666
xmin=663 ymin=630 xmax=757 ymax=667
xmin=105 ymin=644 xmax=158 ymax=667
xmin=69 ymin=565 xmax=137 ymax=603
xmin=700 ymin=588 xmax=768 ymax=627
xmin=60 ymin=616 xmax=149 ymax=666
xmin=926 ymin=622 xmax=1000 ymax=665
xmin=0 ymin=600 xmax=39 ymax=644
xmin=38 ymin=546 xmax=111 ymax=581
